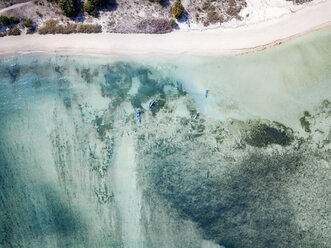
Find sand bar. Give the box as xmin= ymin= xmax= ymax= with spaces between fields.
xmin=0 ymin=0 xmax=330 ymax=57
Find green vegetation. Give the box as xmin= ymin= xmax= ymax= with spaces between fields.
xmin=38 ymin=20 xmax=102 ymax=34
xmin=7 ymin=27 xmax=21 ymax=36
xmin=83 ymin=0 xmax=109 ymax=16
xmin=169 ymin=19 xmax=176 ymax=27
xmin=0 ymin=16 xmax=19 ymax=26
xmin=77 ymin=24 xmax=102 ymax=33
xmin=202 ymin=2 xmax=208 ymax=9
xmin=36 ymin=10 xmax=42 ymax=17
xmin=0 ymin=16 xmax=9 ymax=26
xmin=84 ymin=1 xmax=96 ymax=16
xmin=57 ymin=0 xmax=77 ymax=17
xmin=9 ymin=16 xmax=19 ymax=24
xmin=38 ymin=19 xmax=58 ymax=34
xmin=172 ymin=0 xmax=184 ymax=19
xmin=22 ymin=19 xmax=33 ymax=28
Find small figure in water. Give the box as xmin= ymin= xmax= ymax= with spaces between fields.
xmin=136 ymin=109 xmax=141 ymax=123
xmin=194 ymin=112 xmax=199 ymax=119
xmin=149 ymin=100 xmax=155 ymax=110
xmin=205 ymin=170 xmax=209 ymax=179
xmin=176 ymin=81 xmax=179 ymax=90
xmin=205 ymin=89 xmax=209 ymax=98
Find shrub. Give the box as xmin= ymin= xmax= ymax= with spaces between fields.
xmin=7 ymin=27 xmax=21 ymax=36
xmin=8 ymin=16 xmax=19 ymax=24
xmin=26 ymin=27 xmax=36 ymax=34
xmin=169 ymin=19 xmax=176 ymax=27
xmin=38 ymin=20 xmax=102 ymax=34
xmin=84 ymin=1 xmax=96 ymax=16
xmin=202 ymin=2 xmax=208 ymax=9
xmin=207 ymin=11 xmax=220 ymax=24
xmin=23 ymin=19 xmax=33 ymax=28
xmin=108 ymin=20 xmax=115 ymax=26
xmin=38 ymin=19 xmax=59 ymax=34
xmin=0 ymin=16 xmax=19 ymax=26
xmin=172 ymin=1 xmax=184 ymax=19
xmin=0 ymin=16 xmax=9 ymax=26
xmin=84 ymin=0 xmax=109 ymax=16
xmin=77 ymin=24 xmax=102 ymax=33
xmin=57 ymin=0 xmax=77 ymax=17
xmin=136 ymin=19 xmax=172 ymax=33
xmin=62 ymin=23 xmax=78 ymax=33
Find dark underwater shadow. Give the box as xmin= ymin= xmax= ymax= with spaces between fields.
xmin=0 ymin=149 xmax=88 ymax=247
xmin=139 ymin=139 xmax=310 ymax=248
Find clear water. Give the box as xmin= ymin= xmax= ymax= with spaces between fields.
xmin=0 ymin=28 xmax=331 ymax=248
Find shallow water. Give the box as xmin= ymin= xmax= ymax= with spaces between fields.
xmin=0 ymin=28 xmax=331 ymax=248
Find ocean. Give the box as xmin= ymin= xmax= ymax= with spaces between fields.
xmin=0 ymin=28 xmax=330 ymax=248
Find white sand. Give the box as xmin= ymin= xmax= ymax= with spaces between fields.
xmin=0 ymin=0 xmax=330 ymax=57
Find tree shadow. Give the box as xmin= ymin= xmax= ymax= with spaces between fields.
xmin=141 ymin=136 xmax=307 ymax=248
xmin=104 ymin=0 xmax=118 ymax=11
xmin=160 ymin=0 xmax=170 ymax=8
xmin=177 ymin=13 xmax=189 ymax=24
xmin=74 ymin=14 xmax=86 ymax=23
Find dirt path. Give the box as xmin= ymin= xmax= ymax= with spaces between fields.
xmin=0 ymin=1 xmax=31 ymax=14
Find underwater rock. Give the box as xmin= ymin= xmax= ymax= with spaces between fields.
xmin=244 ymin=122 xmax=294 ymax=148
xmin=6 ymin=63 xmax=20 ymax=82
xmin=300 ymin=111 xmax=311 ymax=133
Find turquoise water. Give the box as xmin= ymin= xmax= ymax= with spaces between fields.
xmin=0 ymin=28 xmax=331 ymax=248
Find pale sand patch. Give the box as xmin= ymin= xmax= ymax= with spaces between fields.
xmin=112 ymin=131 xmax=144 ymax=248
xmin=201 ymin=239 xmax=225 ymax=248
xmin=0 ymin=0 xmax=330 ymax=57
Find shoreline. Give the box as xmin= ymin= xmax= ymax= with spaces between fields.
xmin=0 ymin=0 xmax=330 ymax=57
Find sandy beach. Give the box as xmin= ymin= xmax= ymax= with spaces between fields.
xmin=0 ymin=0 xmax=330 ymax=57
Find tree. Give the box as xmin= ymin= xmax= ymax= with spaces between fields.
xmin=8 ymin=16 xmax=19 ymax=24
xmin=57 ymin=0 xmax=77 ymax=17
xmin=84 ymin=1 xmax=96 ymax=16
xmin=84 ymin=0 xmax=110 ymax=16
xmin=0 ymin=16 xmax=20 ymax=26
xmin=172 ymin=1 xmax=184 ymax=19
xmin=0 ymin=16 xmax=9 ymax=26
